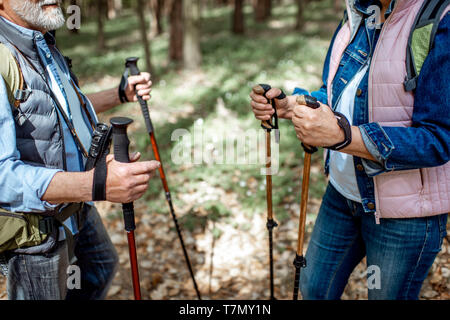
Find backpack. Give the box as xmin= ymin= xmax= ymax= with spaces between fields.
xmin=340 ymin=0 xmax=449 ymax=92
xmin=0 ymin=44 xmax=84 ymax=254
xmin=404 ymin=0 xmax=450 ymax=91
xmin=0 ymin=44 xmax=51 ymax=254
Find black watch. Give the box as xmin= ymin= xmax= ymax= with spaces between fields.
xmin=325 ymin=111 xmax=352 ymax=151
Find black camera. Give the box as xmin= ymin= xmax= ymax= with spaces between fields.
xmin=85 ymin=123 xmax=112 ymax=171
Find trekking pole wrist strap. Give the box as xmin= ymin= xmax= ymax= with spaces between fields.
xmin=118 ymin=69 xmax=130 ymax=103
xmin=92 ymin=159 xmax=108 ymax=201
xmin=86 ymin=123 xmax=113 ymax=201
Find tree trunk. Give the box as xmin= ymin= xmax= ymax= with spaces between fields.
xmin=183 ymin=0 xmax=202 ymax=69
xmin=169 ymin=0 xmax=183 ymax=63
xmin=97 ymin=0 xmax=106 ymax=51
xmin=334 ymin=0 xmax=342 ymax=13
xmin=232 ymin=0 xmax=245 ymax=34
xmin=254 ymin=0 xmax=271 ymax=22
xmin=137 ymin=0 xmax=152 ymax=74
xmin=150 ymin=0 xmax=164 ymax=36
xmin=295 ymin=0 xmax=306 ymax=31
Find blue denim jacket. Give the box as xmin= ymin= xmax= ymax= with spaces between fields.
xmin=293 ymin=1 xmax=450 ymax=215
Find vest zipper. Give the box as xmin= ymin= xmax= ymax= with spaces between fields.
xmin=55 ymin=111 xmax=68 ymax=171
xmin=368 ymin=0 xmax=400 ymax=226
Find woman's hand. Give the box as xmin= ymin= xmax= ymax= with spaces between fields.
xmin=291 ymin=100 xmax=345 ymax=147
xmin=250 ymin=86 xmax=296 ymax=120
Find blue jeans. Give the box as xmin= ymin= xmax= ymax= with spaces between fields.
xmin=300 ymin=183 xmax=448 ymax=300
xmin=3 ymin=205 xmax=118 ymax=300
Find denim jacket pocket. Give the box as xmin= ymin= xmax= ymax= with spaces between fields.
xmin=344 ymin=48 xmax=367 ymax=65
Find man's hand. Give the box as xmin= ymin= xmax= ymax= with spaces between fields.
xmin=105 ymin=152 xmax=160 ymax=203
xmin=250 ymin=87 xmax=294 ymax=120
xmin=292 ymin=101 xmax=345 ymax=147
xmin=126 ymin=72 xmax=152 ymax=102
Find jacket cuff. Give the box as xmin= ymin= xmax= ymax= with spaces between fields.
xmin=359 ymin=123 xmax=396 ymax=176
xmin=292 ymin=87 xmax=309 ymax=96
xmin=292 ymin=87 xmax=329 ymax=106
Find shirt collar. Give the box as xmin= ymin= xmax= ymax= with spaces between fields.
xmin=0 ymin=16 xmax=56 ymax=46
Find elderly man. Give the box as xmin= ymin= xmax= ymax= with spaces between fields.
xmin=0 ymin=0 xmax=160 ymax=299
xmin=250 ymin=0 xmax=449 ymax=299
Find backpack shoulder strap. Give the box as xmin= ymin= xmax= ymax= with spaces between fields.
xmin=0 ymin=43 xmax=24 ymax=107
xmin=404 ymin=0 xmax=450 ymax=92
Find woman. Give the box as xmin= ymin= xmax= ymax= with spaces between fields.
xmin=250 ymin=0 xmax=449 ymax=299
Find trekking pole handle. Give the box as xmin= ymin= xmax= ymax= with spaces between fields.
xmin=296 ymin=95 xmax=320 ymax=110
xmin=125 ymin=57 xmax=154 ymax=134
xmin=111 ymin=117 xmax=136 ymax=232
xmin=296 ymin=95 xmax=320 ymax=154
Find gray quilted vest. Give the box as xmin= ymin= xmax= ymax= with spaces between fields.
xmin=0 ymin=18 xmax=91 ymax=171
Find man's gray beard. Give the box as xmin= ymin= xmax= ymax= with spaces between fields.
xmin=10 ymin=0 xmax=65 ymax=32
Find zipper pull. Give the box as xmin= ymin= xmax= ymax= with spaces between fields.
xmin=374 ymin=211 xmax=381 ymax=225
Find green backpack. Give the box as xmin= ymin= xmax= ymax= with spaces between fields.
xmin=404 ymin=0 xmax=450 ymax=91
xmin=0 ymin=44 xmax=51 ymax=253
xmin=0 ymin=43 xmax=83 ymax=255
xmin=340 ymin=0 xmax=449 ymax=92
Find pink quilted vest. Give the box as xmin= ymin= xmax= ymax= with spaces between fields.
xmin=326 ymin=0 xmax=450 ymax=219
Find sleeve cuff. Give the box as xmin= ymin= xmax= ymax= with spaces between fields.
xmin=292 ymin=87 xmax=310 ymax=96
xmin=32 ymin=168 xmax=63 ymax=211
xmin=359 ymin=123 xmax=396 ymax=176
xmin=293 ymin=87 xmax=329 ymax=105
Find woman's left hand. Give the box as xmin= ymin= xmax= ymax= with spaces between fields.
xmin=291 ymin=101 xmax=345 ymax=147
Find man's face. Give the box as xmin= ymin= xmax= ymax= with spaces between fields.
xmin=9 ymin=0 xmax=65 ymax=32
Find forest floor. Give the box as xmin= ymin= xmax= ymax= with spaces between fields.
xmin=0 ymin=1 xmax=449 ymax=300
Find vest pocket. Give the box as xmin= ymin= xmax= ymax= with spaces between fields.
xmin=377 ymin=168 xmax=424 ymax=196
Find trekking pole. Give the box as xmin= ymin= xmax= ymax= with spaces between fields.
xmin=292 ymin=95 xmax=320 ymax=301
xmin=111 ymin=117 xmax=142 ymax=300
xmin=253 ymin=84 xmax=286 ymax=300
xmin=122 ymin=57 xmax=201 ymax=300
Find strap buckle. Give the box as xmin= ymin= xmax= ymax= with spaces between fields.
xmin=39 ymin=216 xmax=56 ymax=234
xmin=14 ymin=88 xmax=32 ymax=103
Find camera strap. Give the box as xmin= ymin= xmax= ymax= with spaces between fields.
xmin=86 ymin=123 xmax=113 ymax=201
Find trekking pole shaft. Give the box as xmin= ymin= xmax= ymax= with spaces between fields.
xmin=293 ymin=149 xmax=312 ymax=300
xmin=292 ymin=96 xmax=319 ymax=300
xmin=150 ymin=131 xmax=201 ymax=300
xmin=265 ymin=130 xmax=278 ymax=300
xmin=297 ymin=152 xmax=311 ymax=255
xmin=111 ymin=117 xmax=142 ymax=300
xmin=127 ymin=231 xmax=141 ymax=300
xmin=124 ymin=58 xmax=201 ymax=300
xmin=268 ymin=226 xmax=275 ymax=299
xmin=265 ymin=131 xmax=273 ymax=220
xmin=293 ymin=257 xmax=302 ymax=300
